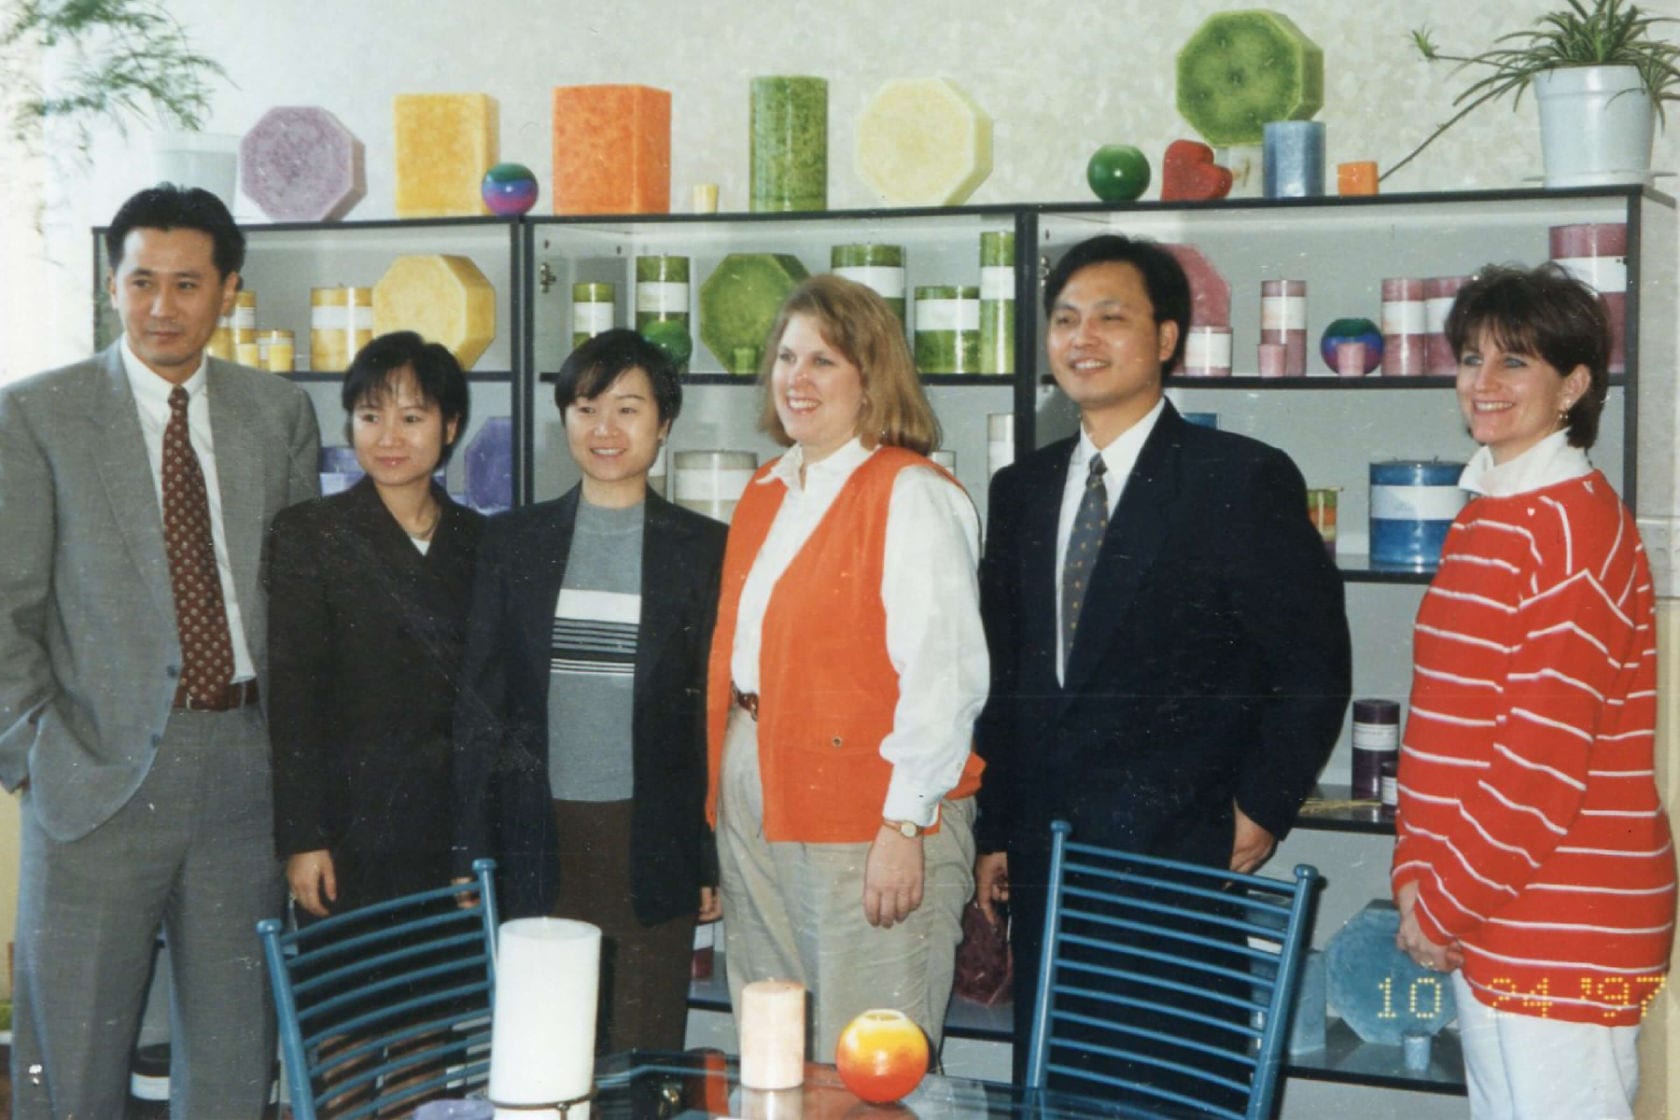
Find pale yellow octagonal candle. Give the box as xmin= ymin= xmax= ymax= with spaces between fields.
xmin=373 ymin=254 xmax=497 ymax=368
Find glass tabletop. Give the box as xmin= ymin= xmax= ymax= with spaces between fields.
xmin=590 ymin=1050 xmax=1189 ymax=1120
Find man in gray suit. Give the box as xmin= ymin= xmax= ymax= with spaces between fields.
xmin=0 ymin=184 xmax=319 ymax=1117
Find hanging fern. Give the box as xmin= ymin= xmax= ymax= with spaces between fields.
xmin=1 ymin=0 xmax=226 ymax=152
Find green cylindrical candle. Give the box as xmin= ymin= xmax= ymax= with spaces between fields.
xmin=979 ymin=231 xmax=1015 ymax=375
xmin=750 ymin=76 xmax=828 ymax=213
xmin=635 ymin=255 xmax=691 ymax=373
xmin=831 ymin=243 xmax=906 ymax=326
xmin=571 ymin=281 xmax=616 ymax=350
xmin=914 ymin=285 xmax=980 ymax=374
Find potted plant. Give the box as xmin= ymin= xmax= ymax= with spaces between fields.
xmin=1 ymin=0 xmax=224 ymax=156
xmin=1384 ymin=0 xmax=1680 ymax=186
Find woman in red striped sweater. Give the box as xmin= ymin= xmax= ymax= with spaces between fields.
xmin=1392 ymin=263 xmax=1675 ymax=1120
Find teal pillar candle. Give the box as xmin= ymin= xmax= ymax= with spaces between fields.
xmin=750 ymin=76 xmax=827 ymax=213
xmin=832 ymin=243 xmax=906 ymax=325
xmin=914 ymin=285 xmax=980 ymax=374
xmin=571 ymin=282 xmax=615 ymax=350
xmin=978 ymin=230 xmax=1015 ymax=375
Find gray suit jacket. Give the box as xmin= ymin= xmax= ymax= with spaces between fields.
xmin=0 ymin=344 xmax=320 ymax=841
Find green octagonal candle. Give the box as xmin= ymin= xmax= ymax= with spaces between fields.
xmin=751 ymin=76 xmax=827 ymax=213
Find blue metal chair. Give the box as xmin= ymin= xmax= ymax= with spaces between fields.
xmin=257 ymin=858 xmax=499 ymax=1120
xmin=1026 ymin=822 xmax=1318 ymax=1120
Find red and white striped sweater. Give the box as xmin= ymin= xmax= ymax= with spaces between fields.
xmin=1392 ymin=470 xmax=1676 ymax=1026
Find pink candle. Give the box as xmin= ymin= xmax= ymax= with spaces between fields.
xmin=1335 ymin=341 xmax=1367 ymax=378
xmin=1550 ymin=223 xmax=1627 ymax=374
xmin=1423 ymin=276 xmax=1468 ymax=375
xmin=1380 ymin=277 xmax=1426 ymax=377
xmin=1260 ymin=280 xmax=1307 ymax=376
xmin=740 ymin=979 xmax=806 ymax=1090
xmin=1257 ymin=341 xmax=1288 ymax=378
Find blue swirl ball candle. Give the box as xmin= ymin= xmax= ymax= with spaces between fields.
xmin=481 ymin=162 xmax=539 ymax=216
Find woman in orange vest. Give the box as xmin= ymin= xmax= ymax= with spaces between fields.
xmin=706 ymin=275 xmax=987 ymax=1060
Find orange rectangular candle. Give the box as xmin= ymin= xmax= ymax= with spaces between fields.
xmin=552 ymin=84 xmax=671 ymax=215
xmin=1337 ymin=160 xmax=1379 ymax=196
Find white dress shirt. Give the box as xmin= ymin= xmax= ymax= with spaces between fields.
xmin=1054 ymin=397 xmax=1165 ymax=684
xmin=730 ymin=438 xmax=988 ymax=827
xmin=121 ymin=340 xmax=257 ymax=682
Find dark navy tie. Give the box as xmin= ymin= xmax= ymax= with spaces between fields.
xmin=1062 ymin=453 xmax=1108 ymax=666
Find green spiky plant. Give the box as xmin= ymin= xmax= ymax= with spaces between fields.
xmin=1385 ymin=0 xmax=1680 ymax=181
xmin=1 ymin=0 xmax=226 ymax=154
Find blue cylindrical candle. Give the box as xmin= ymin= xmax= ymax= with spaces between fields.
xmin=1369 ymin=460 xmax=1467 ymax=569
xmin=1263 ymin=121 xmax=1326 ymax=198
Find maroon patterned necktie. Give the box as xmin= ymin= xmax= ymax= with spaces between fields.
xmin=162 ymin=386 xmax=235 ymax=704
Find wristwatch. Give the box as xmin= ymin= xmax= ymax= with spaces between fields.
xmin=883 ymin=818 xmax=924 ymax=838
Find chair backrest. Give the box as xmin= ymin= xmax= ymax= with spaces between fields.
xmin=1025 ymin=822 xmax=1318 ymax=1120
xmin=257 ymin=859 xmax=499 ymax=1120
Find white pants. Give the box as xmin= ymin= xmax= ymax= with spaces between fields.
xmin=1454 ymin=972 xmax=1641 ymax=1120
xmin=716 ymin=707 xmax=975 ymax=1060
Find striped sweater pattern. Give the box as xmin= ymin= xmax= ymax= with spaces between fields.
xmin=1392 ymin=471 xmax=1676 ymax=1026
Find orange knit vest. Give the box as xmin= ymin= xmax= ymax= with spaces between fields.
xmin=706 ymin=446 xmax=983 ymax=843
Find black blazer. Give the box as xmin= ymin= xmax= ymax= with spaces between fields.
xmin=453 ymin=487 xmax=726 ymax=925
xmin=974 ymin=402 xmax=1351 ymax=868
xmin=267 ymin=478 xmax=484 ymax=902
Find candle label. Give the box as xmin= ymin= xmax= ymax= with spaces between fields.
xmin=311 ymin=305 xmax=350 ymax=330
xmin=1554 ymin=255 xmax=1628 ymax=294
xmin=834 ymin=265 xmax=906 ymax=298
xmin=1382 ymin=302 xmax=1427 ymax=334
xmin=1261 ymin=296 xmax=1307 ymax=330
xmin=1185 ymin=329 xmax=1233 ymax=366
xmin=980 ymin=265 xmax=1015 ymax=301
xmin=915 ymin=299 xmax=980 ymax=331
xmin=1371 ymin=484 xmax=1468 ymax=520
xmin=574 ymin=302 xmax=614 ymax=333
xmin=637 ymin=281 xmax=690 ymax=313
xmin=674 ymin=468 xmax=758 ymax=500
xmin=1424 ymin=296 xmax=1456 ymax=333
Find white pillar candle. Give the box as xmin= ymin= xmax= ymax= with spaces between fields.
xmin=488 ymin=918 xmax=603 ymax=1120
xmin=739 ymin=979 xmax=806 ymax=1090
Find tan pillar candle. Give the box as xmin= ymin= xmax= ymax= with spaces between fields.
xmin=739 ymin=979 xmax=805 ymax=1090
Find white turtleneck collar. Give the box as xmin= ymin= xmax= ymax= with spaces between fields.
xmin=1459 ymin=429 xmax=1592 ymax=498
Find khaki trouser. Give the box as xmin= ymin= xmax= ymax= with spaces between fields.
xmin=716 ymin=706 xmax=976 ymax=1060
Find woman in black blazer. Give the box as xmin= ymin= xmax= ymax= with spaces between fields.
xmin=268 ymin=332 xmax=483 ymax=917
xmin=454 ymin=330 xmax=725 ymax=1053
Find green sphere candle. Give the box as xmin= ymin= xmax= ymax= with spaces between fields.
xmin=751 ymin=76 xmax=828 ymax=213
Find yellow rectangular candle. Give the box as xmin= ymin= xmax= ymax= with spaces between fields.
xmin=552 ymin=84 xmax=671 ymax=215
xmin=393 ymin=93 xmax=499 ymax=217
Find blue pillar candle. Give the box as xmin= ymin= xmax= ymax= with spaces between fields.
xmin=1369 ymin=460 xmax=1467 ymax=570
xmin=1263 ymin=120 xmax=1325 ymax=198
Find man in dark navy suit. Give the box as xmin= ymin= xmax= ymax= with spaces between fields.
xmin=973 ymin=234 xmax=1350 ymax=1087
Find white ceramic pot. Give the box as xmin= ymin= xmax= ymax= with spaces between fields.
xmin=1534 ymin=64 xmax=1655 ymax=188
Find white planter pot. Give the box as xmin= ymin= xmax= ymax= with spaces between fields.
xmin=1533 ymin=64 xmax=1656 ymax=188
